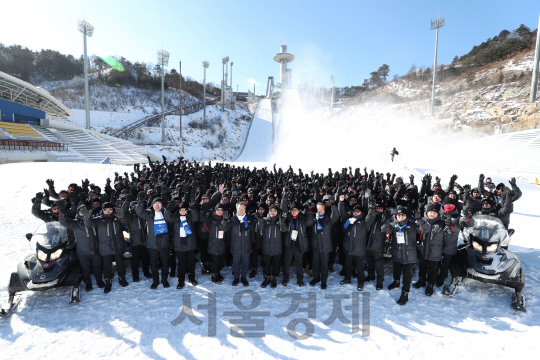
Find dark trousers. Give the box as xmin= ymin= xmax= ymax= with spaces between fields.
xmin=131 ymin=245 xmax=150 ymax=277
xmin=263 ymin=254 xmax=281 ymax=277
xmin=283 ymin=246 xmax=304 ymax=280
xmin=102 ymin=252 xmax=126 ymax=280
xmin=393 ymin=261 xmax=413 ymax=292
xmin=198 ymin=237 xmax=211 ymax=264
xmin=366 ymin=250 xmax=384 ymax=283
xmin=344 ymin=255 xmax=366 ymax=282
xmin=232 ymin=253 xmax=250 ymax=279
xmin=303 ymin=251 xmax=312 ymax=270
xmin=211 ymin=254 xmax=223 ymax=274
xmin=149 ymin=248 xmax=169 ymax=282
xmin=176 ymin=249 xmax=196 ymax=281
xmin=250 ymin=247 xmax=262 ymax=269
xmin=418 ymin=257 xmax=439 ymax=284
xmin=312 ymin=251 xmax=329 ymax=282
xmin=437 ymin=254 xmax=454 ymax=284
xmin=79 ymin=253 xmax=103 ymax=285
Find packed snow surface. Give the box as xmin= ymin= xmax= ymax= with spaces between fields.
xmin=0 ymin=160 xmax=539 ymax=359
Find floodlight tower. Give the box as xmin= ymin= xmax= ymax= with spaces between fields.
xmin=222 ymin=56 xmax=229 ymax=110
xmin=530 ymin=13 xmax=540 ymax=102
xmin=330 ymin=75 xmax=335 ymax=113
xmin=430 ymin=15 xmax=444 ymax=117
xmin=179 ymin=60 xmax=183 ymax=158
xmin=203 ymin=60 xmax=209 ymax=127
xmin=78 ymin=20 xmax=94 ymax=130
xmin=158 ymin=49 xmax=170 ymax=142
xmin=273 ymin=45 xmax=295 ymax=88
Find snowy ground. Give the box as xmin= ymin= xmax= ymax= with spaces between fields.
xmin=0 ymin=159 xmax=539 ymax=359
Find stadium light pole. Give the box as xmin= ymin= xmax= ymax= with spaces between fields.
xmin=203 ymin=60 xmax=209 ymax=128
xmin=158 ymin=49 xmax=170 ymax=143
xmin=179 ymin=61 xmax=183 ymax=158
xmin=430 ymin=15 xmax=444 ymax=117
xmin=222 ymin=56 xmax=229 ymax=111
xmin=530 ymin=13 xmax=540 ymax=102
xmin=78 ymin=20 xmax=94 ymax=130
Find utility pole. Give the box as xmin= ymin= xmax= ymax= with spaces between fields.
xmin=179 ymin=60 xmax=183 ymax=158
xmin=78 ymin=20 xmax=94 ymax=130
xmin=222 ymin=56 xmax=229 ymax=111
xmin=158 ymin=49 xmax=170 ymax=142
xmin=330 ymin=75 xmax=335 ymax=113
xmin=203 ymin=61 xmax=209 ymax=127
xmin=430 ymin=15 xmax=444 ymax=117
xmin=530 ymin=13 xmax=540 ymax=102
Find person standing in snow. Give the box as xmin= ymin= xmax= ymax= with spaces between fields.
xmin=390 ymin=147 xmax=399 ymax=162
xmin=135 ymin=194 xmax=171 ymax=290
xmin=229 ymin=203 xmax=255 ymax=287
xmin=257 ymin=204 xmax=288 ymax=289
xmin=164 ymin=201 xmax=199 ymax=289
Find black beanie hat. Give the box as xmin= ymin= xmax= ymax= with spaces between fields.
xmin=269 ymin=204 xmax=279 ymax=211
xmin=396 ymin=205 xmax=407 ymax=215
xmin=102 ymin=202 xmax=114 ymax=210
xmin=290 ymin=201 xmax=301 ymax=211
xmin=353 ymin=204 xmax=363 ymax=212
xmin=215 ymin=203 xmax=226 ymax=211
xmin=433 ymin=190 xmax=445 ymax=199
xmin=151 ymin=198 xmax=163 ymax=206
xmin=179 ymin=202 xmax=189 ymax=210
xmin=257 ymin=202 xmax=267 ymax=210
xmin=426 ymin=203 xmax=441 ymax=213
xmin=443 ymin=197 xmax=455 ymax=205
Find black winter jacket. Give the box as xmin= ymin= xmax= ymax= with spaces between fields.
xmin=382 ymin=219 xmax=419 ymax=265
xmin=84 ymin=212 xmax=126 ymax=256
xmin=121 ymin=202 xmax=146 ymax=247
xmin=308 ymin=205 xmax=339 ymax=252
xmin=135 ymin=204 xmax=171 ymax=251
xmin=339 ymin=202 xmax=377 ymax=257
xmin=201 ymin=213 xmax=231 ymax=256
xmin=59 ymin=213 xmax=98 ymax=256
xmin=164 ymin=209 xmax=199 ymax=252
xmin=367 ymin=211 xmax=390 ymax=253
xmin=229 ymin=214 xmax=256 ymax=254
xmin=258 ymin=215 xmax=288 ymax=256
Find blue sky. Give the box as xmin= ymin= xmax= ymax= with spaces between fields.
xmin=1 ymin=0 xmax=539 ymax=94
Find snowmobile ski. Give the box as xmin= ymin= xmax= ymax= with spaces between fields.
xmin=0 ymin=295 xmax=22 ymax=318
xmin=442 ymin=277 xmax=462 ymax=297
xmin=69 ymin=284 xmax=81 ymax=304
xmin=511 ymin=292 xmax=526 ymax=312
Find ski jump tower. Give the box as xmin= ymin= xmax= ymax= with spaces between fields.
xmin=273 ymin=45 xmax=294 ymax=88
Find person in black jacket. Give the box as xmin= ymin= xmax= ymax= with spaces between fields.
xmin=308 ymin=202 xmax=339 ymax=289
xmin=229 ymin=203 xmax=255 ymax=287
xmin=366 ymin=201 xmax=389 ymax=290
xmin=121 ymin=201 xmax=151 ymax=282
xmin=165 ymin=201 xmax=199 ymax=289
xmin=32 ymin=192 xmax=60 ymax=223
xmin=58 ymin=202 xmax=104 ymax=292
xmin=436 ymin=198 xmax=460 ymax=287
xmin=339 ymin=198 xmax=376 ymax=291
xmin=382 ymin=206 xmax=420 ymax=305
xmin=135 ymin=195 xmax=172 ymax=290
xmin=281 ymin=196 xmax=314 ymax=287
xmin=200 ymin=203 xmax=232 ymax=284
xmin=250 ymin=202 xmax=267 ymax=278
xmin=81 ymin=202 xmax=128 ymax=293
xmin=197 ymin=194 xmax=215 ymax=275
xmin=257 ymin=204 xmax=288 ymax=288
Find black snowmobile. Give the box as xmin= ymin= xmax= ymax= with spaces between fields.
xmin=442 ymin=215 xmax=526 ymax=312
xmin=1 ymin=222 xmax=82 ymax=317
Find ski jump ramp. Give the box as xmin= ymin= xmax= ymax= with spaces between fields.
xmin=235 ymin=98 xmax=274 ymax=162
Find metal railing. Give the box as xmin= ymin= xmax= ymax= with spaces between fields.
xmin=110 ymin=100 xmax=215 ymax=140
xmin=0 ymin=139 xmax=68 ymax=151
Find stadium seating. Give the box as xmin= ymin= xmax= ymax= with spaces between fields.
xmin=0 ymin=121 xmax=43 ymax=138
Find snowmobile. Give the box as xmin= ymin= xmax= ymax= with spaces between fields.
xmin=1 ymin=222 xmax=82 ymax=318
xmin=442 ymin=215 xmax=526 ymax=312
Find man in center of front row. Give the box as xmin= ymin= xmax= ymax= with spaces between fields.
xmin=136 ymin=194 xmax=171 ymax=290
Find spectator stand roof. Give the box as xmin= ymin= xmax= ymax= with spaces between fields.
xmin=0 ymin=71 xmax=73 ymax=118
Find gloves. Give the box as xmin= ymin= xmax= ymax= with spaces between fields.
xmin=35 ymin=192 xmax=44 ymax=201
xmin=409 ymin=175 xmax=414 ymax=184
xmin=79 ymin=206 xmax=92 ymax=219
xmin=43 ymin=188 xmax=50 ymax=198
xmin=509 ymin=177 xmax=517 ymax=187
xmin=115 ymin=172 xmax=119 ymax=177
xmin=479 ymin=174 xmax=485 ymax=182
xmin=57 ymin=199 xmax=68 ymax=211
xmin=137 ymin=191 xmax=146 ymax=202
xmin=166 ymin=201 xmax=176 ymax=211
xmin=106 ymin=178 xmax=111 ymax=185
xmin=450 ymin=174 xmax=458 ymax=182
xmin=222 ymin=211 xmax=230 ymax=220
xmin=46 ymin=179 xmax=54 ymax=187
xmin=162 ymin=155 xmax=167 ymax=162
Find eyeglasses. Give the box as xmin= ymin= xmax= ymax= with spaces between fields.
xmin=180 ymin=208 xmax=188 ymax=211
xmin=215 ymin=209 xmax=224 ymax=212
xmin=51 ymin=207 xmax=58 ymax=211
xmin=349 ymin=198 xmax=357 ymax=202
xmin=353 ymin=210 xmax=361 ymax=214
xmin=103 ymin=208 xmax=113 ymax=212
xmin=269 ymin=209 xmax=278 ymax=212
xmin=202 ymin=198 xmax=209 ymax=201
xmin=396 ymin=213 xmax=406 ymax=217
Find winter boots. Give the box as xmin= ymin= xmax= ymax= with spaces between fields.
xmin=201 ymin=263 xmax=211 ymax=275
xmin=104 ymin=279 xmax=113 ymax=294
xmin=365 ymin=274 xmax=376 ymax=282
xmin=85 ymin=283 xmax=93 ymax=292
xmin=357 ymin=282 xmax=364 ymax=291
xmin=143 ymin=270 xmax=153 ymax=279
xmin=177 ymin=280 xmax=185 ymax=289
xmin=150 ymin=282 xmax=159 ymax=290
xmin=162 ymin=279 xmax=170 ymax=288
xmin=376 ymin=282 xmax=384 ymax=291
xmin=425 ymin=283 xmax=434 ymax=296
xmin=340 ymin=278 xmax=352 ymax=285
xmin=413 ymin=278 xmax=426 ymax=289
xmin=119 ymin=277 xmax=129 ymax=287
xmin=132 ymin=274 xmax=140 ymax=282
xmin=282 ymin=276 xmax=289 ymax=286
xmin=388 ymin=280 xmax=400 ymax=290
xmin=211 ymin=273 xmax=223 ymax=284
xmin=261 ymin=276 xmax=272 ymax=288
xmin=249 ymin=269 xmax=257 ymax=279
xmin=397 ymin=291 xmax=409 ymax=305
xmin=271 ymin=277 xmax=277 ymax=289
xmin=309 ymin=278 xmax=320 ymax=287
xmin=297 ymin=279 xmax=305 ymax=287
xmin=96 ymin=279 xmax=105 ymax=288
xmin=188 ymin=274 xmax=198 ymax=286
xmin=321 ymin=281 xmax=327 ymax=290
xmin=241 ymin=277 xmax=249 ymax=287
xmin=232 ymin=278 xmax=240 ymax=286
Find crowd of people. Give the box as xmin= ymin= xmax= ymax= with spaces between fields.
xmin=30 ymin=156 xmax=522 ymax=305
